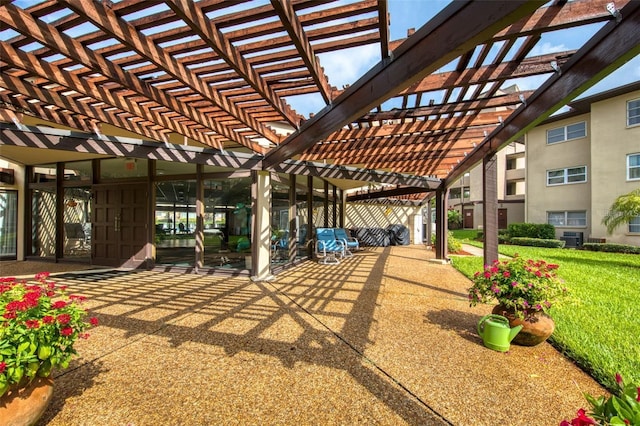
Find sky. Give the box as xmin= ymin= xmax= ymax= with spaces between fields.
xmin=286 ymin=0 xmax=640 ymax=117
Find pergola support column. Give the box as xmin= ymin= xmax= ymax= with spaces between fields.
xmin=251 ymin=170 xmax=273 ymax=281
xmin=483 ymin=154 xmax=499 ymax=266
xmin=434 ymin=182 xmax=449 ymax=261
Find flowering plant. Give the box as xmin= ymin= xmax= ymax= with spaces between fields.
xmin=560 ymin=373 xmax=640 ymax=425
xmin=0 ymin=273 xmax=97 ymax=397
xmin=468 ymin=254 xmax=568 ymax=319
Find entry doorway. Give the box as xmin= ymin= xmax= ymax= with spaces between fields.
xmin=463 ymin=209 xmax=474 ymax=229
xmin=498 ymin=208 xmax=508 ymax=230
xmin=92 ymin=184 xmax=149 ymax=268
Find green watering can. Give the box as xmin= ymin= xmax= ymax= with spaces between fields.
xmin=477 ymin=314 xmax=523 ymax=352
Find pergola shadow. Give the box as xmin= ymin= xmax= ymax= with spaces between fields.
xmin=40 ymin=248 xmax=449 ymax=425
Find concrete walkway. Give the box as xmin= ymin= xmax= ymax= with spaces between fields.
xmin=5 ymin=246 xmax=604 ymax=425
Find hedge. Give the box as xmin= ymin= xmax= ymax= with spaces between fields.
xmin=582 ymin=243 xmax=640 ymax=254
xmin=509 ymin=237 xmax=566 ymax=248
xmin=507 ymin=223 xmax=556 ymax=239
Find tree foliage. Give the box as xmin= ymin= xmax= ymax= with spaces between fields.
xmin=602 ymin=189 xmax=640 ymax=234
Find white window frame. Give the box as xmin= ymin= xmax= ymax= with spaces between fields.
xmin=547 ymin=211 xmax=587 ymax=227
xmin=628 ymin=153 xmax=640 ymax=181
xmin=546 ymin=166 xmax=587 ymax=186
xmin=629 ymin=216 xmax=640 ymax=233
xmin=628 ymin=99 xmax=640 ymax=127
xmin=546 ymin=121 xmax=586 ymax=145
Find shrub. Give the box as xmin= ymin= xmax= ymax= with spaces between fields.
xmin=510 ymin=237 xmax=565 ymax=248
xmin=430 ymin=231 xmax=463 ymax=253
xmin=448 ymin=232 xmax=462 ymax=253
xmin=447 ymin=209 xmax=462 ymax=230
xmin=582 ymin=243 xmax=640 ymax=254
xmin=507 ymin=223 xmax=556 ymax=239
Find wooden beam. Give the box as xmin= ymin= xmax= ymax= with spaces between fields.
xmin=357 ymin=91 xmax=532 ymax=121
xmin=263 ymin=1 xmax=545 ymax=168
xmin=0 ymin=123 xmax=263 ymax=170
xmin=0 ymin=74 xmax=169 ymax=142
xmin=0 ymin=41 xmax=224 ymax=149
xmin=445 ymin=0 xmax=640 ymax=185
xmin=165 ymin=0 xmax=299 ymax=127
xmin=271 ymin=160 xmax=440 ymax=188
xmin=0 ymin=3 xmax=259 ymax=151
xmin=270 ymin=0 xmax=332 ymax=104
xmin=377 ymin=0 xmax=390 ymax=59
xmin=58 ymin=0 xmax=280 ymax=148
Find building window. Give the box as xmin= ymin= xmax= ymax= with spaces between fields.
xmin=628 ymin=99 xmax=640 ymax=127
xmin=547 ymin=211 xmax=587 ymax=227
xmin=628 ymin=153 xmax=640 ymax=180
xmin=546 ymin=122 xmax=586 ymax=144
xmin=506 ymin=158 xmax=517 ymax=170
xmin=506 ymin=182 xmax=517 ymax=196
xmin=629 ymin=216 xmax=640 ymax=233
xmin=449 ymin=188 xmax=461 ymax=199
xmin=546 ymin=166 xmax=587 ymax=185
xmin=462 ymin=186 xmax=470 ymax=199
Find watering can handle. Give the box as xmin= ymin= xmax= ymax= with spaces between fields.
xmin=477 ymin=314 xmax=510 ymax=337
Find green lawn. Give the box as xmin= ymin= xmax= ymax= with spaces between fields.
xmin=451 ymin=229 xmax=480 ymax=241
xmin=450 ymin=246 xmax=640 ymax=391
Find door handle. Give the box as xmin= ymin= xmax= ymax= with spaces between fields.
xmin=114 ymin=214 xmax=120 ymax=232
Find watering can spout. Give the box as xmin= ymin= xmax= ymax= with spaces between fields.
xmin=509 ymin=324 xmax=524 ymax=342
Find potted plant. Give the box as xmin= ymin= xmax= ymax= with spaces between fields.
xmin=0 ymin=272 xmax=98 ymax=424
xmin=468 ymin=255 xmax=568 ymax=346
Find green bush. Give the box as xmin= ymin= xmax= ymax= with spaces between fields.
xmin=498 ymin=233 xmax=511 ymax=244
xmin=582 ymin=243 xmax=640 ymax=254
xmin=430 ymin=231 xmax=463 ymax=253
xmin=448 ymin=232 xmax=462 ymax=253
xmin=507 ymin=223 xmax=556 ymax=239
xmin=510 ymin=237 xmax=565 ymax=248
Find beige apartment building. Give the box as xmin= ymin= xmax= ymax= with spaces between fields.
xmin=525 ymin=81 xmax=640 ymax=246
xmin=447 ymin=142 xmax=526 ymax=230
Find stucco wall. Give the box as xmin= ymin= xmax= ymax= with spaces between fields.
xmin=589 ymin=91 xmax=640 ymax=245
xmin=526 ymin=113 xmax=592 ymax=238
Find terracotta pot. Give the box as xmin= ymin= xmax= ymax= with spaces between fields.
xmin=492 ymin=305 xmax=555 ymax=346
xmin=0 ymin=377 xmax=54 ymax=426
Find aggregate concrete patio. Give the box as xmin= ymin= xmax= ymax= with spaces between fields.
xmin=3 ymin=246 xmax=606 ymax=425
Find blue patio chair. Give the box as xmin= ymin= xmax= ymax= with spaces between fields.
xmin=315 ymin=227 xmax=345 ymax=264
xmin=334 ymin=228 xmax=359 ymax=257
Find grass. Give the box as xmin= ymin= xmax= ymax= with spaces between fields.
xmin=451 ymin=229 xmax=480 ymax=241
xmin=450 ymin=245 xmax=640 ymax=391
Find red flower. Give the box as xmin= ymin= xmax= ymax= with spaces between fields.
xmin=25 ymin=319 xmax=40 ymax=329
xmin=42 ymin=315 xmax=55 ymax=324
xmin=566 ymin=409 xmax=597 ymax=425
xmin=52 ymin=300 xmax=67 ymax=309
xmin=6 ymin=300 xmax=26 ymax=311
xmin=636 ymin=387 xmax=640 ymax=402
xmin=69 ymin=295 xmax=87 ymax=302
xmin=56 ymin=313 xmax=71 ymax=324
xmin=89 ymin=317 xmax=99 ymax=327
xmin=3 ymin=311 xmax=16 ymax=320
xmin=60 ymin=327 xmax=74 ymax=336
xmin=616 ymin=373 xmax=623 ymax=385
xmin=0 ymin=361 xmax=6 ymax=374
xmin=34 ymin=272 xmax=50 ymax=280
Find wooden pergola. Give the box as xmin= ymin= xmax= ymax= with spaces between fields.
xmin=1 ymin=0 xmax=639 ymax=264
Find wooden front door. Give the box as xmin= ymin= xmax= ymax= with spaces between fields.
xmin=92 ymin=184 xmax=148 ymax=268
xmin=498 ymin=208 xmax=508 ymax=230
xmin=463 ymin=209 xmax=474 ymax=229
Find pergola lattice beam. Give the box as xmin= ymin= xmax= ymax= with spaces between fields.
xmin=263 ymin=0 xmax=546 ymax=168
xmin=58 ymin=0 xmax=280 ymax=148
xmin=446 ymin=0 xmax=640 ymax=185
xmin=166 ymin=0 xmax=300 ymax=127
xmin=0 ymin=3 xmax=257 ymax=151
xmin=270 ymin=0 xmax=332 ymax=105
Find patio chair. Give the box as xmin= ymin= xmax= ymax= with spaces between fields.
xmin=334 ymin=228 xmax=359 ymax=257
xmin=315 ymin=227 xmax=345 ymax=265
